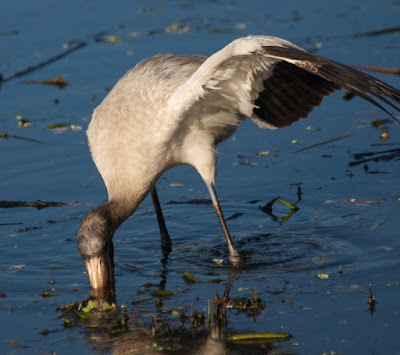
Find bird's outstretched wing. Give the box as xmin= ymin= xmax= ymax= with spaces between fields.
xmin=257 ymin=44 xmax=400 ymax=126
xmin=168 ymin=36 xmax=400 ymax=134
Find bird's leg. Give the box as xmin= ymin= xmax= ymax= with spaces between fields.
xmin=206 ymin=182 xmax=241 ymax=265
xmin=150 ymin=185 xmax=172 ymax=255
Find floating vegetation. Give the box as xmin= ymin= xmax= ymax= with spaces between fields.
xmin=70 ymin=124 xmax=82 ymax=131
xmin=59 ymin=298 xmax=121 ymax=327
xmin=370 ymin=218 xmax=387 ymax=230
xmin=105 ymin=35 xmax=121 ymax=43
xmin=47 ymin=123 xmax=69 ymax=129
xmin=165 ymin=22 xmax=191 ymax=33
xmin=182 ymin=272 xmax=221 ymax=285
xmin=123 ymin=263 xmax=148 ymax=271
xmin=24 ymin=76 xmax=69 ymax=88
xmin=169 ymin=182 xmax=185 ymax=187
xmin=257 ymin=150 xmax=271 ymax=156
xmin=342 ymin=91 xmax=355 ymax=101
xmin=212 ymin=259 xmax=224 ymax=265
xmin=339 ymin=264 xmax=343 ymax=275
xmin=260 ymin=196 xmax=299 ymax=223
xmin=7 ymin=340 xmax=29 ymax=349
xmin=41 ymin=291 xmax=55 ymax=298
xmin=46 ymin=123 xmax=83 ymax=132
xmin=58 ymin=284 xmax=285 ymax=353
xmin=183 ymin=272 xmax=200 ymax=285
xmin=11 ymin=264 xmax=25 ymax=269
xmin=81 ymin=300 xmax=96 ymax=313
xmin=317 ymin=273 xmax=330 ymax=279
xmin=371 ymin=118 xmax=392 ymax=128
xmin=16 ymin=115 xmax=32 ymax=127
xmin=151 ymin=289 xmax=177 ymax=298
xmin=228 ymin=332 xmax=291 ymax=343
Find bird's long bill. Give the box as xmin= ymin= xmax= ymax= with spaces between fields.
xmin=83 ymin=255 xmax=115 ymax=291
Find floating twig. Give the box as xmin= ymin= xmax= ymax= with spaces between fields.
xmin=355 ymin=26 xmax=400 ymax=37
xmin=0 ymin=41 xmax=86 ymax=83
xmin=294 ymin=133 xmax=354 ymax=153
xmin=0 ymin=200 xmax=77 ymax=210
xmin=0 ymin=131 xmax=42 ymax=143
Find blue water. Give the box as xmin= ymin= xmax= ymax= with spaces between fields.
xmin=1 ymin=0 xmax=400 ymax=353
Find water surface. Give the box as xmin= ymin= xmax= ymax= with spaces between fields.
xmin=1 ymin=0 xmax=400 ymax=353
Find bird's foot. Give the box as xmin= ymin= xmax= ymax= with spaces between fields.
xmin=228 ymin=247 xmax=241 ymax=266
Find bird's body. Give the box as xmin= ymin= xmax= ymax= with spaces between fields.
xmin=78 ymin=36 xmax=400 ymax=291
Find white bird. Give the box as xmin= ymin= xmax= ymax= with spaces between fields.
xmin=77 ymin=35 xmax=400 ymax=290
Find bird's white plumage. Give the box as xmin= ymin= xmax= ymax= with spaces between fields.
xmin=88 ymin=36 xmax=292 ymax=198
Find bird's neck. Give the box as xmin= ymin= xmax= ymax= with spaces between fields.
xmin=103 ymin=198 xmax=139 ymax=231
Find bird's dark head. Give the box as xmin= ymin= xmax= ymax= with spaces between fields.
xmin=77 ymin=204 xmax=115 ymax=290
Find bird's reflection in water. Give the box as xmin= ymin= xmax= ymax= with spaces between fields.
xmin=62 ymin=251 xmax=291 ymax=354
